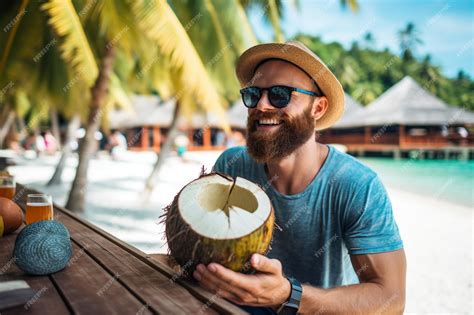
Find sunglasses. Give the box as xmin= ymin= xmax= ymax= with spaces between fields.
xmin=240 ymin=85 xmax=322 ymax=109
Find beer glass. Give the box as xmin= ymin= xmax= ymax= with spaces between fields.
xmin=0 ymin=176 xmax=16 ymax=200
xmin=26 ymin=194 xmax=54 ymax=224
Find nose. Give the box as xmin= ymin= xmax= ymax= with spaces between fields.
xmin=255 ymin=90 xmax=274 ymax=112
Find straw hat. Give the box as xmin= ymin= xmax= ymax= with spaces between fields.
xmin=236 ymin=41 xmax=345 ymax=130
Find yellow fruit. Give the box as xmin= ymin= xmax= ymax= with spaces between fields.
xmin=0 ymin=215 xmax=4 ymax=237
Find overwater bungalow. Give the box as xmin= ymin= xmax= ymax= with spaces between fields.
xmin=109 ymin=95 xmax=230 ymax=152
xmin=319 ymin=76 xmax=474 ymax=159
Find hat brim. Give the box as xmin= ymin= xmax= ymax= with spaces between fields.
xmin=236 ymin=43 xmax=345 ymax=130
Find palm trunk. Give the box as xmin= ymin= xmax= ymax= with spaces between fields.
xmin=268 ymin=0 xmax=284 ymax=43
xmin=65 ymin=45 xmax=115 ymax=212
xmin=145 ymin=101 xmax=181 ymax=194
xmin=50 ymin=108 xmax=61 ymax=150
xmin=16 ymin=115 xmax=26 ymax=140
xmin=47 ymin=114 xmax=80 ymax=186
xmin=0 ymin=109 xmax=15 ymax=149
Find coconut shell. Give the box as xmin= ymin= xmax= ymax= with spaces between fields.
xmin=163 ymin=171 xmax=275 ymax=275
xmin=0 ymin=197 xmax=23 ymax=235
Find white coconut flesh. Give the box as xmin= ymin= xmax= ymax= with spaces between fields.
xmin=178 ymin=174 xmax=272 ymax=240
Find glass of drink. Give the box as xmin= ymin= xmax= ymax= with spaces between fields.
xmin=0 ymin=176 xmax=16 ymax=200
xmin=26 ymin=194 xmax=54 ymax=224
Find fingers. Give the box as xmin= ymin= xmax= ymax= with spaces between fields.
xmin=251 ymin=254 xmax=281 ymax=274
xmin=194 ymin=264 xmax=250 ymax=303
xmin=208 ymin=263 xmax=256 ymax=292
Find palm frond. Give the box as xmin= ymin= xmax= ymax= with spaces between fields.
xmin=340 ymin=0 xmax=359 ymax=12
xmin=268 ymin=0 xmax=284 ymax=42
xmin=0 ymin=0 xmax=29 ymax=78
xmin=41 ymin=0 xmax=98 ymax=87
xmin=235 ymin=0 xmax=258 ymax=46
xmin=14 ymin=89 xmax=31 ymax=118
xmin=131 ymin=0 xmax=230 ymax=132
xmin=108 ymin=72 xmax=131 ymax=110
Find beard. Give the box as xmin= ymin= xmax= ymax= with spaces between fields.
xmin=246 ymin=104 xmax=315 ymax=163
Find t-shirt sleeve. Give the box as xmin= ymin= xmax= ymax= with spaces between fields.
xmin=212 ymin=150 xmax=229 ymax=174
xmin=342 ymin=175 xmax=403 ymax=255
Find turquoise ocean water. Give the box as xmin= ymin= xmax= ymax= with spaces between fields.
xmin=359 ymin=158 xmax=474 ymax=208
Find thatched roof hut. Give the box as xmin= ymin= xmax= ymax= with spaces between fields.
xmin=108 ymin=95 xmax=172 ymax=129
xmin=332 ymin=94 xmax=365 ymax=128
xmin=362 ymin=76 xmax=474 ymax=126
xmin=108 ymin=95 xmax=225 ymax=129
xmin=227 ymin=100 xmax=247 ymax=129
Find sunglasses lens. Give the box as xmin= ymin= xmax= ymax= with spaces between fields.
xmin=241 ymin=87 xmax=260 ymax=108
xmin=269 ymin=86 xmax=291 ymax=108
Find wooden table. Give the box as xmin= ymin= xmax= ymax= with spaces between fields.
xmin=0 ymin=185 xmax=246 ymax=314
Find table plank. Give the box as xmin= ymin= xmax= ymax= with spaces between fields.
xmin=60 ymin=214 xmax=217 ymax=314
xmin=0 ymin=231 xmax=70 ymax=315
xmin=51 ymin=242 xmax=152 ymax=315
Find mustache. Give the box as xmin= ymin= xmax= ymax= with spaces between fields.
xmin=248 ymin=110 xmax=289 ymax=121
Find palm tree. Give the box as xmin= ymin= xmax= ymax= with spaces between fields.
xmin=363 ymin=32 xmax=375 ymax=48
xmin=1 ymin=0 xmax=235 ymax=211
xmin=68 ymin=0 xmax=240 ymax=209
xmin=130 ymin=0 xmax=235 ymax=193
xmin=0 ymin=0 xmax=132 ymax=211
xmin=398 ymin=22 xmax=423 ymax=61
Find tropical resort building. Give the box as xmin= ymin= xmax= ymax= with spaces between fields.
xmin=319 ymin=76 xmax=474 ymax=159
xmin=109 ymin=95 xmax=230 ymax=152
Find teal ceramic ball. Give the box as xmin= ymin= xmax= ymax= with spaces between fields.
xmin=14 ymin=221 xmax=72 ymax=275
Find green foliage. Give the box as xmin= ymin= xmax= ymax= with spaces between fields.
xmin=293 ymin=34 xmax=474 ymax=111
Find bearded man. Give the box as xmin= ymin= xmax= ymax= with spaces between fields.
xmin=192 ymin=41 xmax=406 ymax=314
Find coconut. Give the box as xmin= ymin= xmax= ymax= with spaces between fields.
xmin=0 ymin=197 xmax=23 ymax=235
xmin=163 ymin=171 xmax=274 ymax=275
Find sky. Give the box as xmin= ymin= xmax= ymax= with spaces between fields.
xmin=248 ymin=0 xmax=474 ymax=78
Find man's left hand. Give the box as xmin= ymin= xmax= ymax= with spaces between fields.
xmin=193 ymin=253 xmax=291 ymax=307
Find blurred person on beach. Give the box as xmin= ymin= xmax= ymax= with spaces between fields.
xmin=106 ymin=130 xmax=127 ymax=159
xmin=5 ymin=131 xmax=22 ymax=154
xmin=21 ymin=131 xmax=45 ymax=159
xmin=174 ymin=133 xmax=189 ymax=161
xmin=42 ymin=130 xmax=58 ymax=155
xmin=194 ymin=41 xmax=406 ymax=314
xmin=215 ymin=130 xmax=226 ymax=146
xmin=226 ymin=130 xmax=246 ymax=148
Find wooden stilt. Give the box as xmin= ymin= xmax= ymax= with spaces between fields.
xmin=141 ymin=127 xmax=149 ymax=150
xmin=203 ymin=127 xmax=211 ymax=150
xmin=153 ymin=126 xmax=161 ymax=153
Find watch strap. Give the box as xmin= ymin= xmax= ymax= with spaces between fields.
xmin=277 ymin=277 xmax=302 ymax=314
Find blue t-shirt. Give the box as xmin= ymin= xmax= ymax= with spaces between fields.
xmin=212 ymin=145 xmax=403 ymax=288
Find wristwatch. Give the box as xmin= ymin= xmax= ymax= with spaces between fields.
xmin=276 ymin=277 xmax=303 ymax=314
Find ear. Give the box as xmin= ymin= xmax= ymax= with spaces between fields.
xmin=312 ymin=96 xmax=328 ymax=120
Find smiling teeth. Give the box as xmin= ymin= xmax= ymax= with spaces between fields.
xmin=259 ymin=119 xmax=281 ymax=125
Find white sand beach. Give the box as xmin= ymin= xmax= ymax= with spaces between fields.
xmin=5 ymin=150 xmax=473 ymax=314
